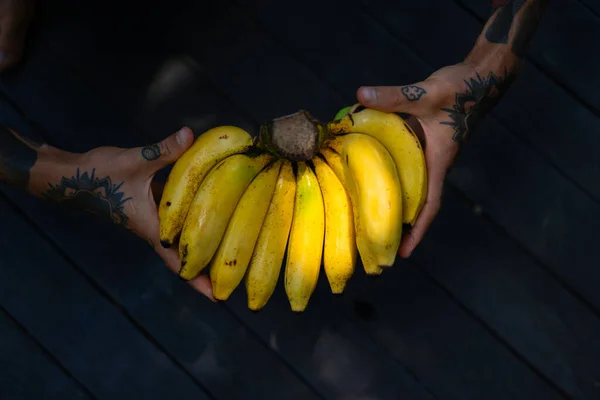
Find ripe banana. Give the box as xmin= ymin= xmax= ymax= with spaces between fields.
xmin=158 ymin=108 xmax=428 ymax=312
xmin=285 ymin=161 xmax=325 ymax=312
xmin=340 ymin=133 xmax=403 ymax=269
xmin=159 ymin=126 xmax=253 ymax=248
xmin=329 ymin=106 xmax=427 ymax=226
xmin=313 ymin=155 xmax=356 ymax=294
xmin=210 ymin=160 xmax=283 ymax=301
xmin=245 ymin=160 xmax=296 ymax=311
xmin=178 ymin=152 xmax=272 ymax=281
xmin=322 ymin=140 xmax=382 ymax=275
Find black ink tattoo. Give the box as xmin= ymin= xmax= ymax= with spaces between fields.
xmin=141 ymin=144 xmax=161 ymax=161
xmin=0 ymin=125 xmax=39 ymax=190
xmin=401 ymin=85 xmax=427 ymax=101
xmin=485 ymin=0 xmax=547 ymax=57
xmin=440 ymin=68 xmax=517 ymax=143
xmin=44 ymin=168 xmax=132 ymax=227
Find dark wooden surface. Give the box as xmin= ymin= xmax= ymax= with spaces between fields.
xmin=0 ymin=0 xmax=599 ymax=399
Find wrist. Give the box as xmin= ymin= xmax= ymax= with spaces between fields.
xmin=28 ymin=145 xmax=84 ymax=198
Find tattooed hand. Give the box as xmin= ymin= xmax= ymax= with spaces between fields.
xmin=354 ymin=0 xmax=546 ymax=258
xmin=356 ymin=62 xmax=516 ymax=258
xmin=49 ymin=127 xmax=215 ymax=301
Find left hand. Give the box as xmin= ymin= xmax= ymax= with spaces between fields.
xmin=356 ymin=62 xmax=486 ymax=258
xmin=36 ymin=127 xmax=216 ymax=300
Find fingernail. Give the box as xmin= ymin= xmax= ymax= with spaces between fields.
xmin=361 ymin=87 xmax=376 ymax=104
xmin=176 ymin=128 xmax=188 ymax=145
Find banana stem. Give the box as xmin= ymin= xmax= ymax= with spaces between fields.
xmin=258 ymin=110 xmax=332 ymax=161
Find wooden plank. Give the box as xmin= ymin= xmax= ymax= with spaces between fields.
xmin=210 ymin=1 xmax=600 ymax=398
xmin=164 ymin=2 xmax=567 ymax=399
xmin=342 ymin=264 xmax=566 ymax=400
xmin=0 ymin=195 xmax=210 ymax=399
xmin=363 ymin=0 xmax=600 ymax=202
xmin=0 ymin=308 xmax=91 ymax=400
xmin=415 ymin=184 xmax=600 ymax=400
xmin=0 ymin=9 xmax=325 ymax=400
xmin=576 ymin=0 xmax=600 ymax=17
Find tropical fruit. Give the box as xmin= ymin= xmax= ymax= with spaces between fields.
xmin=159 ymin=105 xmax=427 ymax=312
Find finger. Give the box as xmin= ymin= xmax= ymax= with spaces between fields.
xmin=398 ymin=156 xmax=446 ymax=258
xmin=356 ymin=82 xmax=434 ymax=115
xmin=139 ymin=126 xmax=195 ymax=173
xmin=398 ymin=195 xmax=440 ymax=258
xmin=157 ymin=245 xmax=216 ymax=302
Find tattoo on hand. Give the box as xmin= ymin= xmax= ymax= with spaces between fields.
xmin=440 ymin=68 xmax=517 ymax=143
xmin=401 ymin=85 xmax=427 ymax=101
xmin=485 ymin=0 xmax=547 ymax=57
xmin=44 ymin=168 xmax=132 ymax=227
xmin=141 ymin=144 xmax=161 ymax=161
xmin=0 ymin=125 xmax=40 ymax=190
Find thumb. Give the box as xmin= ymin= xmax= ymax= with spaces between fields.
xmin=139 ymin=126 xmax=195 ymax=172
xmin=357 ymin=82 xmax=432 ymax=114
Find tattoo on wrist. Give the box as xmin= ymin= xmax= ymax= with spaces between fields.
xmin=485 ymin=0 xmax=547 ymax=57
xmin=440 ymin=67 xmax=517 ymax=143
xmin=43 ymin=168 xmax=132 ymax=227
xmin=141 ymin=144 xmax=161 ymax=161
xmin=0 ymin=125 xmax=41 ymax=190
xmin=401 ymin=85 xmax=427 ymax=101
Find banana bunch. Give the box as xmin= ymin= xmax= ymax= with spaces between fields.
xmin=158 ymin=104 xmax=427 ymax=312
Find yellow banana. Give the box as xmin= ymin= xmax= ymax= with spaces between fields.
xmin=178 ymin=152 xmax=272 ymax=281
xmin=285 ymin=161 xmax=325 ymax=312
xmin=210 ymin=160 xmax=283 ymax=301
xmin=320 ymin=140 xmax=348 ymax=185
xmin=245 ymin=160 xmax=296 ymax=311
xmin=159 ymin=126 xmax=253 ymax=247
xmin=341 ymin=133 xmax=403 ymax=269
xmin=329 ymin=106 xmax=427 ymax=226
xmin=312 ymin=156 xmax=356 ymax=294
xmin=321 ymin=141 xmax=382 ymax=275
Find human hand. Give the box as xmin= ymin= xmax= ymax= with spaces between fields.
xmin=356 ymin=61 xmax=505 ymax=258
xmin=40 ymin=127 xmax=215 ymax=300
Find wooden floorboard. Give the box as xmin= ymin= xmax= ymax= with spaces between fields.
xmin=1 ymin=0 xmax=599 ymax=399
xmin=0 ymin=195 xmax=210 ymax=399
xmin=0 ymin=308 xmax=91 ymax=400
xmin=577 ymin=0 xmax=600 ymax=17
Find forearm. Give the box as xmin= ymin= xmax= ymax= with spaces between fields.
xmin=0 ymin=124 xmax=81 ymax=198
xmin=435 ymin=0 xmax=548 ymax=143
xmin=465 ymin=0 xmax=548 ymax=73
